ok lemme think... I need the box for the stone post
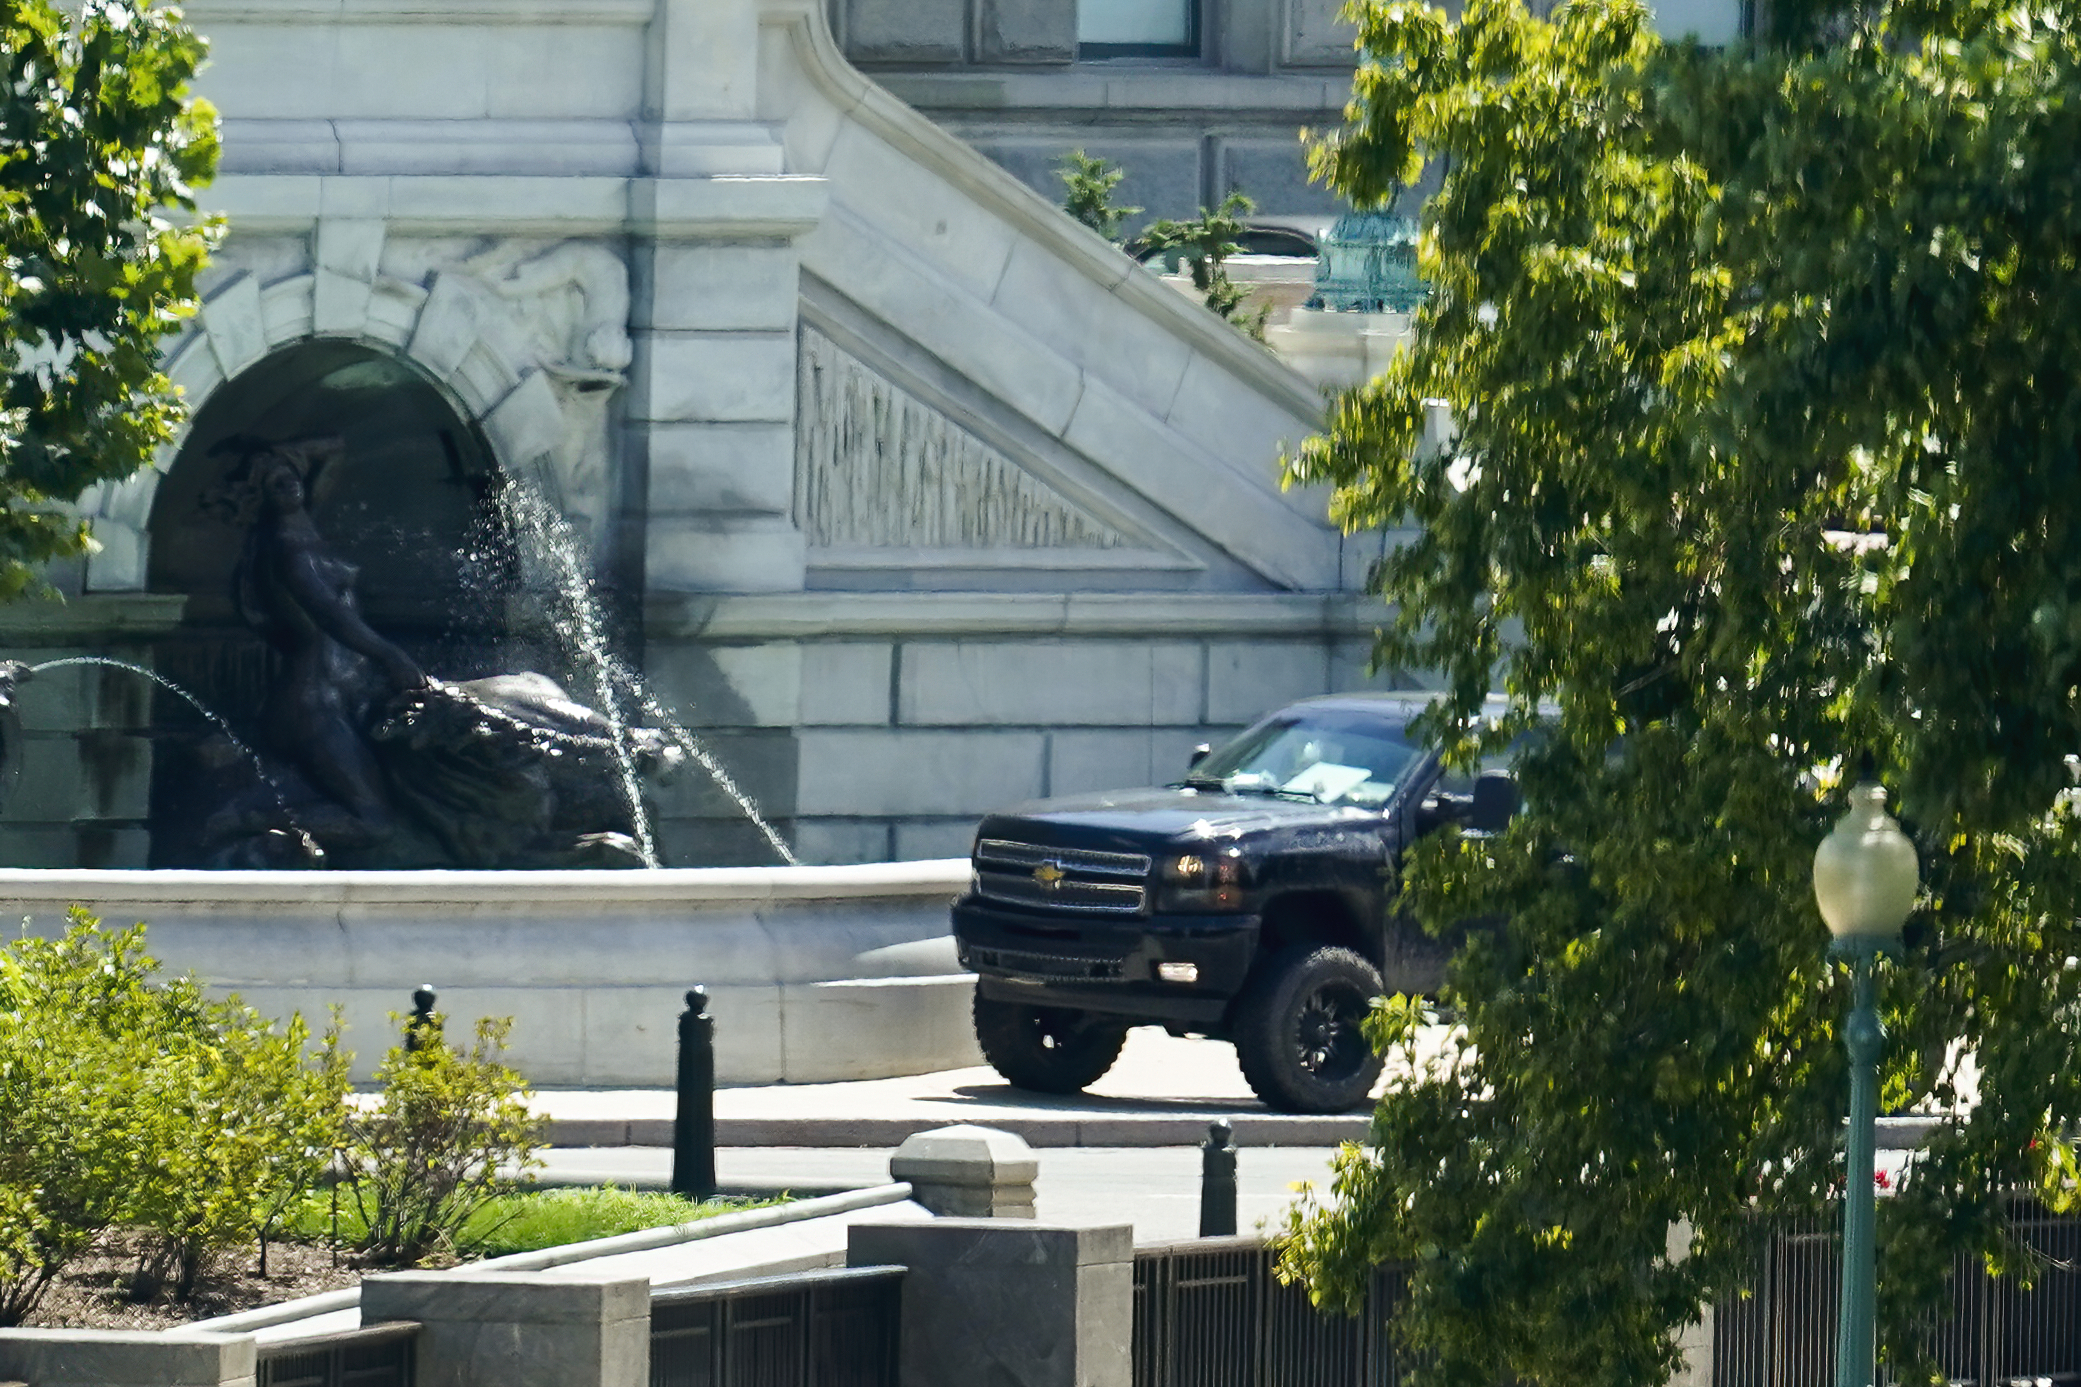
[360,1270,648,1387]
[849,1220,1132,1387]
[889,1124,1039,1217]
[0,1330,255,1387]
[1670,1305,1714,1387]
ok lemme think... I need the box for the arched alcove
[143,340,525,866]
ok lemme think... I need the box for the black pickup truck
[951,692,1518,1113]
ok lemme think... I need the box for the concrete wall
[0,862,979,1086]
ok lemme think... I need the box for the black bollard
[671,987,717,1201]
[405,985,438,1052]
[1200,1117,1238,1237]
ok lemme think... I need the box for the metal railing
[256,1321,417,1387]
[1138,1207,2081,1387]
[1132,1236,1408,1387]
[1713,1202,2081,1387]
[649,1264,904,1387]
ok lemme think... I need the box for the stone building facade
[0,0,1739,869]
[834,0,1746,232]
[0,0,1391,869]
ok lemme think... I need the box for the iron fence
[255,1320,417,1387]
[1132,1236,1409,1387]
[1137,1205,2081,1387]
[649,1264,904,1387]
[1711,1201,2081,1387]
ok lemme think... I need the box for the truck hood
[980,786,1381,850]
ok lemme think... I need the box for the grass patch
[288,1185,782,1261]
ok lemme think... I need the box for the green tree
[1140,191,1270,339]
[1,0,218,600]
[1277,0,2081,1382]
[1057,149,1141,243]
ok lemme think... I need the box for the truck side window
[1432,750,1516,801]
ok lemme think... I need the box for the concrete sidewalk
[536,1145,1347,1243]
[533,1030,1383,1149]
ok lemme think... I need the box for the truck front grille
[973,838,1151,915]
[966,946,1126,981]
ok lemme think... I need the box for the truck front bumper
[951,895,1258,1025]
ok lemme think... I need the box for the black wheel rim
[1031,1008,1090,1053]
[1293,982,1368,1082]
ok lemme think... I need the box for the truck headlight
[1159,851,1245,910]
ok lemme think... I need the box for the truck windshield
[1188,711,1420,808]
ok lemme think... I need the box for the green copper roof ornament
[1309,212,1427,313]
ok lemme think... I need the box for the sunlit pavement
[528,1025,1457,1149]
[531,1143,1350,1245]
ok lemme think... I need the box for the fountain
[53,434,696,871]
[0,0,1397,1094]
[0,425,967,1085]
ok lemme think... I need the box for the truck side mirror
[1188,743,1212,770]
[1468,771,1521,834]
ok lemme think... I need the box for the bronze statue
[235,438,427,850]
[200,437,671,869]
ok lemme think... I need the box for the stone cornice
[0,594,188,643]
[0,859,971,905]
[187,0,653,23]
[201,172,828,239]
[646,591,1384,639]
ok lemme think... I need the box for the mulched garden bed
[22,1231,363,1331]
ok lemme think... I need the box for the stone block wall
[909,97,1352,230]
[0,598,184,870]
[641,594,1399,866]
[834,0,1359,228]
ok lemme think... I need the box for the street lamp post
[1812,780,1920,1387]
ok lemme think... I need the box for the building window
[1078,0,1198,57]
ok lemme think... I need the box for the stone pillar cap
[890,1124,1040,1188]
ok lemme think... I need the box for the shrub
[289,1185,776,1259]
[0,910,346,1321]
[128,1005,349,1296]
[0,914,164,1323]
[342,1011,543,1265]
[1057,149,1140,243]
[1139,191,1270,340]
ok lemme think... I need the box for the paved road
[535,1144,1352,1244]
[530,1027,1455,1148]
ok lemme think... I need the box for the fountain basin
[0,861,979,1086]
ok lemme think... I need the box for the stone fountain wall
[0,862,979,1084]
[0,600,181,868]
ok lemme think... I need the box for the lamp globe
[1812,782,1919,943]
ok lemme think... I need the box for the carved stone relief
[411,238,630,551]
[794,325,1131,553]
[84,231,630,589]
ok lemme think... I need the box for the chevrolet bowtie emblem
[1033,861,1067,888]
